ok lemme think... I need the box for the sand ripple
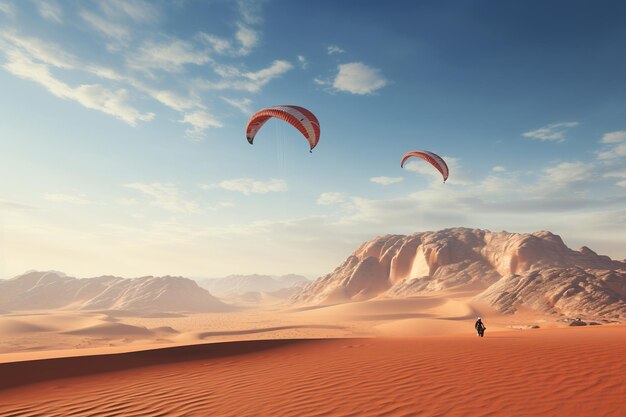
[0,326,624,417]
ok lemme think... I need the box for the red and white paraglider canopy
[401,150,449,182]
[246,105,320,152]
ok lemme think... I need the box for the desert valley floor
[0,295,625,417]
[1,326,624,417]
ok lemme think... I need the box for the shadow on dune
[196,325,347,338]
[354,313,434,321]
[0,338,331,392]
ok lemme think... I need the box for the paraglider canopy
[400,150,449,182]
[246,105,320,152]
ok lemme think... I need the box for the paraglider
[246,105,320,152]
[400,151,449,182]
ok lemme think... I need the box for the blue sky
[1,0,625,279]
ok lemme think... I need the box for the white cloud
[201,178,289,195]
[36,0,62,23]
[99,0,159,23]
[527,161,594,195]
[221,96,252,114]
[237,0,263,25]
[128,38,211,73]
[149,89,201,112]
[2,48,153,125]
[314,77,329,86]
[1,31,75,69]
[597,144,626,160]
[203,178,288,195]
[124,182,202,214]
[522,122,579,142]
[197,33,232,55]
[181,110,223,139]
[297,55,307,69]
[204,60,293,93]
[0,1,15,17]
[333,62,387,95]
[601,131,626,144]
[80,10,130,41]
[317,192,348,205]
[327,45,345,55]
[492,166,506,172]
[43,193,91,205]
[604,170,626,187]
[370,176,404,185]
[74,84,155,125]
[235,24,259,55]
[597,131,626,160]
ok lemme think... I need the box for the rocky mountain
[0,271,231,313]
[197,274,309,296]
[293,228,626,319]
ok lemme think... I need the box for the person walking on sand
[475,317,486,337]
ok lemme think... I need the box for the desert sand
[0,291,562,359]
[0,325,624,417]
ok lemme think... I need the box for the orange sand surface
[1,325,624,417]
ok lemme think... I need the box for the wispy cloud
[601,131,626,144]
[0,1,288,139]
[1,31,75,68]
[36,0,62,24]
[492,166,506,172]
[124,182,202,214]
[181,110,223,139]
[235,24,258,55]
[535,161,593,191]
[0,1,15,18]
[333,62,387,95]
[203,60,293,93]
[297,55,307,69]
[604,170,626,187]
[149,88,201,112]
[327,45,345,55]
[128,38,211,73]
[522,122,579,142]
[202,178,288,195]
[597,130,626,160]
[80,10,130,41]
[370,176,404,185]
[99,0,160,23]
[43,193,92,205]
[317,192,348,205]
[2,47,153,125]
[221,96,252,114]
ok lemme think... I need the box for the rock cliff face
[0,271,231,312]
[293,228,626,319]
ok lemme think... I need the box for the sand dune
[63,322,154,338]
[0,326,624,416]
[0,319,53,334]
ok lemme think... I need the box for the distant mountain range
[196,274,309,297]
[0,271,231,313]
[293,228,626,320]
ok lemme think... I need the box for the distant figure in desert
[475,317,486,337]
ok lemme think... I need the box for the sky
[1,0,625,279]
